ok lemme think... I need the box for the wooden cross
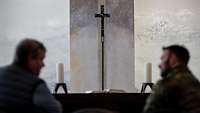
[95,5,110,91]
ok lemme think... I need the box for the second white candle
[144,62,152,83]
[56,63,64,83]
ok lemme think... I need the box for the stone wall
[135,0,200,90]
[70,0,136,93]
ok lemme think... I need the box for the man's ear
[170,53,178,67]
[27,55,32,64]
[27,54,35,65]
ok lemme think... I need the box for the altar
[54,93,149,113]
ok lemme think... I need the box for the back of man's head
[163,45,190,66]
[13,38,46,67]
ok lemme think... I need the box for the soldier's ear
[170,53,179,67]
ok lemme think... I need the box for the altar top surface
[53,93,149,113]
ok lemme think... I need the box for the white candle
[144,63,152,83]
[99,0,105,5]
[56,63,64,83]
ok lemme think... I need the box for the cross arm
[95,13,110,18]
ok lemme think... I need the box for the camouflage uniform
[143,65,200,113]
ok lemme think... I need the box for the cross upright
[95,5,110,91]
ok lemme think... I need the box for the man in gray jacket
[0,38,62,113]
[143,45,200,113]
